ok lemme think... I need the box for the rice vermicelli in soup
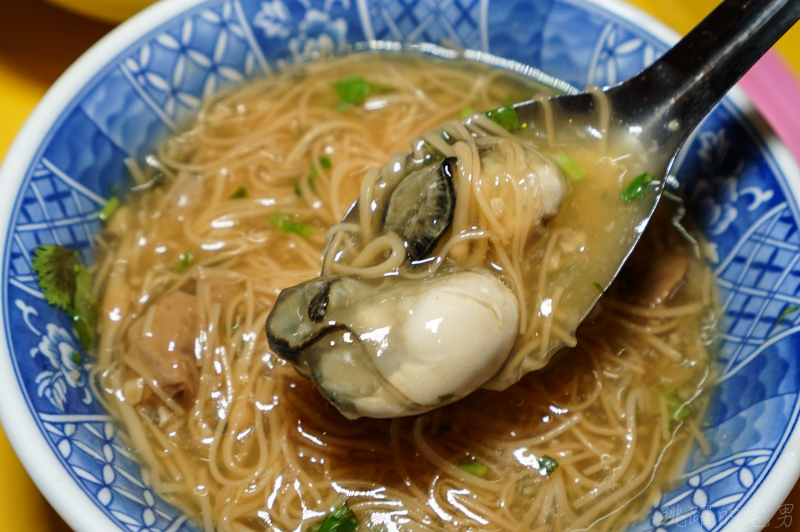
[89,54,717,532]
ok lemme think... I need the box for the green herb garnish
[177,250,194,273]
[438,393,456,403]
[460,106,476,118]
[309,501,360,532]
[662,388,692,422]
[31,245,97,350]
[552,150,586,181]
[538,455,559,477]
[331,76,376,105]
[71,351,82,365]
[270,213,314,237]
[485,106,520,131]
[33,245,82,311]
[593,282,605,294]
[319,156,332,169]
[458,459,489,477]
[294,181,303,197]
[335,102,354,113]
[98,196,120,221]
[621,172,654,203]
[777,306,800,325]
[229,186,248,200]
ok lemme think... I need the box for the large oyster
[266,116,567,419]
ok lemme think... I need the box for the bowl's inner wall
[4,0,800,531]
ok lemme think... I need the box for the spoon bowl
[515,0,800,298]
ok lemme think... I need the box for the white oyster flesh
[348,271,519,415]
[266,271,519,419]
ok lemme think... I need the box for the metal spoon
[516,0,800,294]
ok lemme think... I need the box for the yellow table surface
[1,0,799,530]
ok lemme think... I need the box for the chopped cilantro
[331,76,376,105]
[538,455,559,477]
[777,305,799,325]
[552,150,586,181]
[335,102,354,113]
[485,106,520,131]
[98,196,120,222]
[177,250,194,273]
[662,388,692,422]
[460,106,476,118]
[294,181,303,197]
[308,156,332,188]
[31,245,97,349]
[229,186,248,200]
[308,501,360,532]
[621,172,654,203]
[270,213,315,238]
[458,459,489,477]
[32,245,81,311]
[71,351,82,365]
[438,393,456,403]
[593,282,605,294]
[662,517,672,525]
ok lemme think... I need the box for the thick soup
[85,54,716,532]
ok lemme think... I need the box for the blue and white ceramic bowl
[2,0,800,530]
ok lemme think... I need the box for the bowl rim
[1,0,800,530]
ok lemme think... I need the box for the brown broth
[93,53,715,532]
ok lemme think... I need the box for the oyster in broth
[266,114,575,418]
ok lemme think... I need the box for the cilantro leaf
[662,388,692,422]
[31,245,97,349]
[32,245,81,311]
[538,455,559,477]
[177,250,194,273]
[335,102,354,113]
[308,501,360,532]
[460,106,476,118]
[331,76,375,105]
[552,150,586,181]
[438,393,456,403]
[621,172,654,203]
[777,305,799,325]
[458,459,489,477]
[98,196,120,222]
[270,213,314,237]
[319,156,332,169]
[229,186,248,200]
[593,282,605,294]
[485,106,520,131]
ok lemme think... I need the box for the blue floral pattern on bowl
[3,0,799,530]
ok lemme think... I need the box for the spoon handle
[612,0,800,153]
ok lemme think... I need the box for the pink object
[739,51,800,163]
